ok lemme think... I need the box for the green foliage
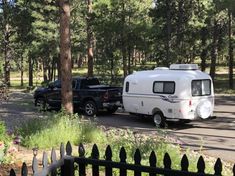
[18,111,107,149]
[0,121,11,163]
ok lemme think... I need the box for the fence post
[78,143,86,176]
[214,158,222,176]
[61,156,75,176]
[134,149,141,176]
[51,148,57,176]
[233,164,235,176]
[105,145,113,176]
[21,162,28,176]
[149,151,156,176]
[197,156,205,174]
[119,147,127,176]
[32,155,38,176]
[61,141,74,176]
[163,153,171,176]
[91,144,99,176]
[181,154,189,172]
[9,169,16,176]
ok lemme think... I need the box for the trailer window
[125,82,129,92]
[192,79,211,96]
[153,81,175,94]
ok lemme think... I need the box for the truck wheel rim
[153,114,162,125]
[85,103,94,115]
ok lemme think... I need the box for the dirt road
[0,91,234,163]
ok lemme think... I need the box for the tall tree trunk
[3,0,11,86]
[57,54,61,80]
[121,1,127,77]
[87,0,94,77]
[20,55,24,87]
[59,0,73,114]
[210,20,218,81]
[228,10,233,89]
[165,0,171,65]
[200,27,207,71]
[176,0,183,63]
[28,53,33,87]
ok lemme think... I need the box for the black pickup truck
[33,77,122,116]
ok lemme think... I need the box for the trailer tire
[84,101,97,116]
[196,100,212,119]
[153,112,166,128]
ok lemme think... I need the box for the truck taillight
[103,91,109,101]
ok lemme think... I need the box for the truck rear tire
[153,112,166,128]
[84,101,97,116]
[35,97,47,111]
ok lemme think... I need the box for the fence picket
[119,147,127,176]
[233,164,235,176]
[9,169,16,176]
[214,158,222,175]
[66,141,72,156]
[21,162,28,176]
[91,144,99,176]
[181,154,189,172]
[197,156,205,174]
[51,148,57,176]
[134,149,141,176]
[78,143,86,176]
[149,151,156,176]
[42,152,48,169]
[32,155,38,175]
[105,145,113,176]
[61,157,75,176]
[163,153,171,176]
[60,143,65,159]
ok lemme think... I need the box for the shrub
[18,111,107,149]
[0,121,11,163]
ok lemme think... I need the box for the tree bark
[228,10,233,89]
[20,55,24,87]
[3,0,11,86]
[165,0,171,66]
[200,27,207,71]
[28,53,33,87]
[87,0,94,77]
[210,20,218,81]
[121,1,127,77]
[59,0,73,114]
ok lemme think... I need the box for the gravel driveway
[0,90,40,132]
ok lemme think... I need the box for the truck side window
[192,79,211,96]
[153,81,175,94]
[125,82,129,92]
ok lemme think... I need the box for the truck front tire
[84,101,97,116]
[153,112,166,128]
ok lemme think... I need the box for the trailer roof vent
[170,64,198,70]
[154,67,169,70]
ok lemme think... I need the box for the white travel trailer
[122,64,214,127]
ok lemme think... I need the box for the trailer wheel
[153,112,166,128]
[84,101,97,116]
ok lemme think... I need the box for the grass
[17,111,107,149]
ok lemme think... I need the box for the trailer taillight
[189,100,192,106]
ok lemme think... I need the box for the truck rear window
[192,79,211,96]
[153,81,175,94]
